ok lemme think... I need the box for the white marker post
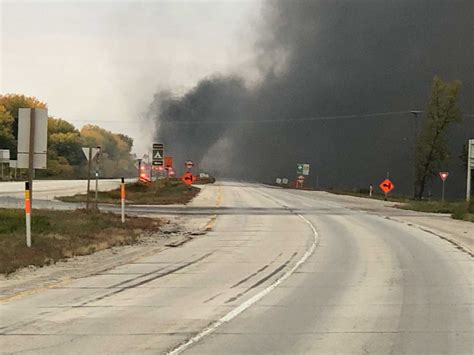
[25,182,32,247]
[121,177,125,223]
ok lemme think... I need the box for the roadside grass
[326,188,473,223]
[325,188,409,202]
[398,200,474,223]
[57,179,200,205]
[0,208,163,274]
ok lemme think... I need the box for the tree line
[0,94,136,179]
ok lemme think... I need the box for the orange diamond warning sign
[379,179,394,194]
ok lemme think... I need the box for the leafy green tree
[414,76,463,199]
[0,105,15,152]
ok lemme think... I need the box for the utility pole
[411,110,422,198]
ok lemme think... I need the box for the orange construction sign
[379,179,395,194]
[181,172,195,186]
[164,156,173,169]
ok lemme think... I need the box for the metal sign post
[17,108,48,212]
[137,158,142,180]
[86,148,92,209]
[95,146,101,205]
[82,147,99,209]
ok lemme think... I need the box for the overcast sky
[0,0,261,153]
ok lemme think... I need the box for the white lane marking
[167,213,319,355]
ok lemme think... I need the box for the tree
[414,76,462,199]
[0,105,15,152]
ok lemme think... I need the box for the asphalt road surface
[0,182,472,354]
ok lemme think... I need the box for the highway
[0,182,472,354]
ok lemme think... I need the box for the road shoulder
[292,190,473,255]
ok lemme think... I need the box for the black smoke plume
[148,0,474,197]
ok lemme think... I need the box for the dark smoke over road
[148,0,474,197]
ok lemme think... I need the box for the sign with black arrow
[152,143,164,166]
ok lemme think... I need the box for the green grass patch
[398,200,474,223]
[58,179,200,205]
[0,208,163,274]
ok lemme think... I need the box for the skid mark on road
[230,252,283,289]
[225,252,297,304]
[166,188,320,355]
[76,252,214,307]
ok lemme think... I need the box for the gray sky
[0,0,261,153]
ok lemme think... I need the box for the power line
[71,111,474,125]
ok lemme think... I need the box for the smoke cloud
[148,0,474,197]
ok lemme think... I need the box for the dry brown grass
[0,208,164,274]
[58,179,200,205]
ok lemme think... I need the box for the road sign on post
[152,143,164,166]
[297,175,305,189]
[82,147,99,209]
[439,172,449,202]
[302,164,310,176]
[467,139,474,201]
[296,163,304,175]
[17,108,48,211]
[164,156,173,169]
[181,172,195,187]
[379,178,395,200]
